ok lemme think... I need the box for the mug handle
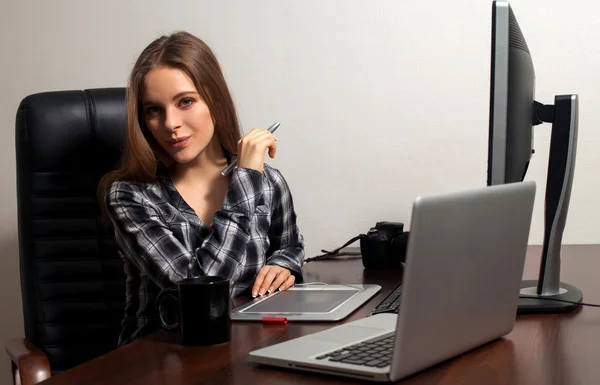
[156,287,180,331]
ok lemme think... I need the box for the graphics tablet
[231,284,381,322]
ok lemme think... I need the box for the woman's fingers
[251,266,294,297]
[236,128,277,172]
[259,268,280,296]
[268,269,290,293]
[279,274,296,291]
[252,265,270,297]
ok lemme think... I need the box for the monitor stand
[518,94,583,314]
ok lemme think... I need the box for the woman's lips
[170,136,190,148]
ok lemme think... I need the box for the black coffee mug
[156,276,231,346]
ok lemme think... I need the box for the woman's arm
[252,167,304,297]
[265,168,305,279]
[251,167,305,296]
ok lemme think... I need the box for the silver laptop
[249,181,536,382]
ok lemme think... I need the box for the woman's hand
[252,265,295,297]
[236,128,277,173]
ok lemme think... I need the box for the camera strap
[303,235,364,264]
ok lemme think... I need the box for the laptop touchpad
[308,325,387,344]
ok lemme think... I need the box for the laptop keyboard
[368,284,403,316]
[314,332,395,368]
[312,285,402,368]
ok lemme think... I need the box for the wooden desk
[39,245,600,385]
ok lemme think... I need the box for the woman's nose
[164,107,182,132]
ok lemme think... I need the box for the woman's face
[141,66,218,165]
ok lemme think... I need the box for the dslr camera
[360,221,409,269]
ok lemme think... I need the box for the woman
[99,31,305,345]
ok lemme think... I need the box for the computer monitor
[487,0,582,314]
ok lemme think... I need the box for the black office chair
[5,88,127,385]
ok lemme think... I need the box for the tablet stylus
[262,317,288,324]
[221,121,281,176]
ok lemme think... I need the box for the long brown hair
[98,31,241,208]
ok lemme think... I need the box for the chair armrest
[5,338,51,385]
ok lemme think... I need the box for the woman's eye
[180,98,194,107]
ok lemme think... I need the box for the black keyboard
[368,284,403,316]
[314,332,395,368]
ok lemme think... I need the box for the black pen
[221,121,281,176]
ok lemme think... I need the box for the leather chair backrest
[15,88,127,373]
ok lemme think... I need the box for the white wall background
[1,0,599,383]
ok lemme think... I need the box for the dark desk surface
[40,245,600,385]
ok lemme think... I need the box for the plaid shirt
[105,164,305,345]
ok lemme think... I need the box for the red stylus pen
[262,317,288,324]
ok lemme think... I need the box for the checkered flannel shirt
[105,164,305,345]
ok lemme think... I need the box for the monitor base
[518,280,582,314]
